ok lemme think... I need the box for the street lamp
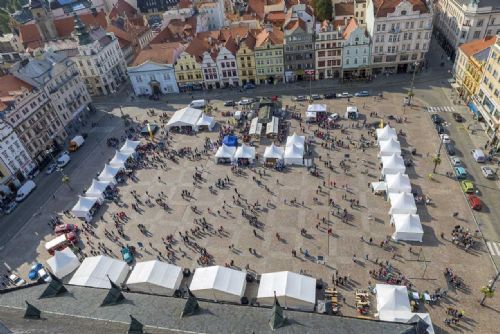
[407,61,420,106]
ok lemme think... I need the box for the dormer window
[401,10,407,15]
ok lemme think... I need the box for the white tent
[284,144,304,165]
[376,284,411,322]
[69,255,128,289]
[263,144,284,161]
[166,106,203,131]
[266,116,279,135]
[46,247,80,278]
[257,271,316,311]
[371,181,387,192]
[376,125,397,143]
[109,150,129,169]
[379,138,402,157]
[196,113,215,131]
[214,144,236,162]
[249,117,262,136]
[307,104,327,113]
[391,214,424,242]
[389,192,417,215]
[385,173,412,194]
[71,196,99,221]
[381,154,406,175]
[189,266,246,303]
[305,111,316,122]
[98,164,121,184]
[345,106,359,119]
[84,179,111,201]
[126,260,183,295]
[286,133,305,148]
[120,139,140,155]
[234,144,256,162]
[406,313,435,334]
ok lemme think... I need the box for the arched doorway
[150,81,161,95]
[267,76,274,84]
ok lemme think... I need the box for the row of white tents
[70,139,140,222]
[215,144,256,163]
[166,107,215,132]
[58,255,317,310]
[376,284,435,333]
[374,126,424,243]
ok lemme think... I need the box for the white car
[337,92,352,98]
[481,166,495,179]
[9,273,25,286]
[38,268,52,283]
[238,99,253,105]
[440,134,451,143]
[451,157,462,166]
[57,153,71,167]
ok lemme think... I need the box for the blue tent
[223,135,238,147]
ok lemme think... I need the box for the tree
[432,155,441,173]
[313,0,333,22]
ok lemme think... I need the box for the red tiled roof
[342,17,358,39]
[285,18,307,32]
[109,0,138,20]
[178,0,193,8]
[265,11,286,24]
[459,36,497,57]
[19,24,42,47]
[255,28,283,47]
[0,75,33,105]
[373,0,429,17]
[132,42,183,66]
[184,36,212,62]
[55,11,108,38]
[334,2,354,16]
[150,17,197,44]
[246,0,265,20]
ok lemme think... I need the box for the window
[477,19,484,27]
[473,31,480,39]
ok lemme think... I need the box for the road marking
[487,241,500,256]
[426,106,454,113]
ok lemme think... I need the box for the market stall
[214,144,236,164]
[120,139,140,156]
[381,154,406,176]
[284,144,304,165]
[196,113,216,131]
[166,106,203,132]
[69,255,129,289]
[46,247,80,279]
[379,138,402,157]
[376,125,397,143]
[71,196,101,222]
[388,192,417,215]
[98,164,122,184]
[84,179,113,201]
[263,143,284,165]
[286,133,305,149]
[385,173,412,194]
[189,265,246,303]
[345,106,359,119]
[249,117,263,136]
[234,144,256,165]
[375,284,412,322]
[391,214,424,242]
[126,260,183,296]
[265,116,279,137]
[109,150,130,169]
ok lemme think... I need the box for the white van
[189,99,207,109]
[57,153,71,167]
[15,180,36,202]
[471,149,486,163]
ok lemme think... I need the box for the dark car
[323,93,336,99]
[435,124,445,134]
[445,143,455,155]
[431,114,443,124]
[243,83,255,90]
[453,113,464,122]
[223,100,235,107]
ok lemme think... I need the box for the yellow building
[454,36,496,100]
[475,37,500,149]
[236,32,257,86]
[174,38,204,91]
[254,27,284,85]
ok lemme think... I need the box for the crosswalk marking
[486,241,500,256]
[426,106,455,113]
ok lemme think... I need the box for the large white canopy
[389,192,417,215]
[385,173,412,194]
[166,106,203,130]
[381,154,406,175]
[234,144,256,161]
[371,181,387,192]
[263,144,284,160]
[196,113,215,130]
[345,106,359,118]
[307,104,327,113]
[305,111,316,120]
[126,260,183,295]
[391,214,424,242]
[215,144,236,160]
[266,116,279,135]
[286,133,305,148]
[98,164,121,184]
[69,255,128,289]
[46,247,80,278]
[376,125,397,142]
[376,284,411,322]
[257,271,316,311]
[109,150,129,169]
[120,139,140,155]
[379,138,402,157]
[249,117,263,136]
[284,144,304,165]
[189,265,246,303]
[85,179,111,200]
[71,196,99,219]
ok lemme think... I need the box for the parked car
[354,91,369,97]
[4,201,17,215]
[454,167,468,179]
[223,100,235,107]
[323,93,336,99]
[468,195,482,210]
[435,124,445,134]
[46,163,57,175]
[440,134,451,144]
[481,166,495,179]
[337,92,352,98]
[57,153,71,168]
[452,113,464,122]
[121,246,134,264]
[15,180,36,202]
[451,156,462,166]
[54,224,79,235]
[238,99,253,105]
[38,267,52,283]
[9,273,25,286]
[445,143,455,155]
[45,233,78,255]
[431,114,443,124]
[460,180,475,194]
[310,94,322,100]
[471,149,486,163]
[292,95,307,101]
[243,83,255,89]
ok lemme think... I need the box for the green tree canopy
[313,0,333,22]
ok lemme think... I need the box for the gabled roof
[342,17,358,39]
[334,2,354,16]
[373,0,429,18]
[246,0,265,20]
[132,43,184,66]
[184,36,212,62]
[55,11,108,38]
[150,16,197,44]
[0,74,33,107]
[109,0,138,20]
[223,36,238,55]
[19,24,43,49]
[255,29,284,47]
[265,11,286,25]
[240,31,257,50]
[459,36,496,57]
[285,18,307,32]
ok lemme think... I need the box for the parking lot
[1,89,499,333]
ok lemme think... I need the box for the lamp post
[407,61,420,106]
[480,271,500,306]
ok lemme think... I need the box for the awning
[468,102,480,116]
